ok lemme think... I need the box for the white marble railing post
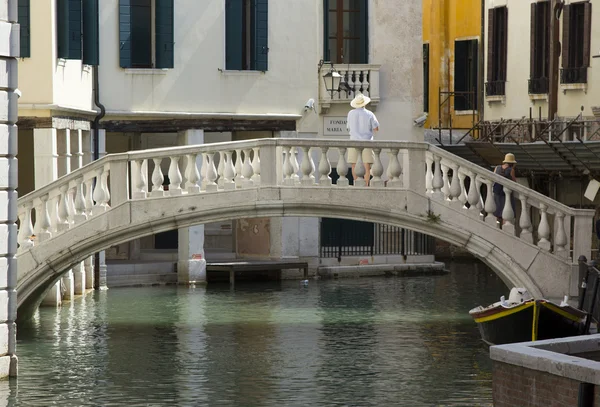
[223,151,236,190]
[457,171,468,208]
[219,151,227,188]
[84,179,94,217]
[290,147,300,184]
[425,154,434,194]
[318,147,332,186]
[518,196,533,243]
[242,149,254,187]
[554,212,568,257]
[204,152,219,192]
[37,195,52,242]
[482,179,497,225]
[337,147,349,187]
[449,166,461,201]
[17,205,34,251]
[251,147,261,184]
[57,186,70,233]
[300,147,315,186]
[387,148,402,188]
[200,153,208,190]
[73,178,87,224]
[501,187,516,234]
[233,149,242,188]
[371,148,384,188]
[354,148,366,187]
[441,163,450,200]
[283,148,295,186]
[466,173,481,216]
[537,204,551,251]
[132,159,147,199]
[432,156,444,199]
[185,154,201,194]
[167,156,183,196]
[150,158,165,197]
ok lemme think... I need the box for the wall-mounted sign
[324,117,349,136]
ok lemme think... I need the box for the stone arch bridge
[16,138,593,317]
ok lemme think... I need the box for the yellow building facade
[423,0,482,131]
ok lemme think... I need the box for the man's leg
[364,163,371,186]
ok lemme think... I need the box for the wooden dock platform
[206,260,308,284]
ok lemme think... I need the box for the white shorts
[347,147,374,164]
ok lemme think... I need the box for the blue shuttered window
[18,0,30,58]
[226,0,269,71]
[82,0,99,65]
[57,0,82,59]
[119,0,175,69]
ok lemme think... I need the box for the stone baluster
[475,176,484,211]
[337,147,349,187]
[223,151,236,190]
[387,148,402,188]
[185,154,201,194]
[354,148,366,187]
[370,148,384,187]
[67,185,77,225]
[300,146,315,186]
[37,195,52,242]
[150,158,165,197]
[537,204,551,251]
[73,178,87,224]
[441,163,451,200]
[204,152,218,192]
[554,211,568,257]
[84,178,94,217]
[425,154,434,194]
[361,70,370,97]
[518,195,533,243]
[290,147,300,184]
[100,166,111,208]
[200,153,208,190]
[251,147,261,184]
[482,179,497,225]
[347,71,355,98]
[218,151,227,188]
[168,155,183,196]
[351,71,359,97]
[91,169,106,216]
[501,187,516,233]
[467,173,481,216]
[56,185,70,233]
[132,159,147,199]
[449,165,461,201]
[242,148,254,188]
[458,171,468,207]
[283,148,295,186]
[17,205,34,251]
[318,147,332,186]
[234,149,242,188]
[432,156,444,199]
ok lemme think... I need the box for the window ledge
[83,64,92,73]
[486,95,506,104]
[57,58,67,67]
[124,68,169,75]
[454,110,478,116]
[561,83,587,93]
[528,93,548,101]
[219,69,265,76]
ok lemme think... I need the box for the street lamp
[319,60,347,99]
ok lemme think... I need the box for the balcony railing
[560,67,588,84]
[485,81,506,97]
[319,64,381,113]
[528,77,549,95]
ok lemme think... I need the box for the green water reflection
[8,261,505,406]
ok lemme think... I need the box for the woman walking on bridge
[493,153,517,224]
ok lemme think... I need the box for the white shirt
[346,107,380,141]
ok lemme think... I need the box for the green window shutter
[131,0,152,67]
[358,0,368,64]
[155,0,174,69]
[253,0,268,71]
[119,0,132,68]
[82,0,99,65]
[323,0,329,60]
[18,0,30,58]
[57,0,82,59]
[225,0,243,70]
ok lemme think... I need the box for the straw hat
[350,93,371,108]
[502,153,517,164]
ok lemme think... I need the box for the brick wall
[493,361,600,406]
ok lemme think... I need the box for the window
[486,6,508,96]
[56,0,99,64]
[423,44,429,113]
[561,2,592,84]
[323,0,368,63]
[454,40,478,111]
[18,0,30,58]
[119,0,174,69]
[225,0,269,71]
[529,1,550,94]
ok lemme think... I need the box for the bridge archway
[17,188,550,321]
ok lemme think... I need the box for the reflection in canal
[7,261,505,406]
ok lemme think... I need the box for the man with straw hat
[346,92,380,185]
[492,153,517,224]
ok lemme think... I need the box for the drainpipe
[92,65,106,289]
[479,0,485,129]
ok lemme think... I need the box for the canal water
[9,261,506,406]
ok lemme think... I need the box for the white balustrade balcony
[319,64,381,113]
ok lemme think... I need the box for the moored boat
[469,287,588,346]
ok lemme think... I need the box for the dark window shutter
[253,0,268,71]
[501,7,508,81]
[583,1,592,67]
[131,0,151,67]
[57,0,69,58]
[454,40,468,110]
[68,0,82,59]
[423,44,429,113]
[561,5,570,68]
[323,0,329,60]
[487,8,494,82]
[530,3,536,78]
[470,39,478,109]
[225,0,243,70]
[119,0,132,68]
[358,0,368,64]
[57,0,83,59]
[82,0,99,65]
[18,0,30,58]
[155,0,174,69]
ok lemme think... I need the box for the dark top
[493,165,513,195]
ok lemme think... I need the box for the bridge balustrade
[16,139,593,265]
